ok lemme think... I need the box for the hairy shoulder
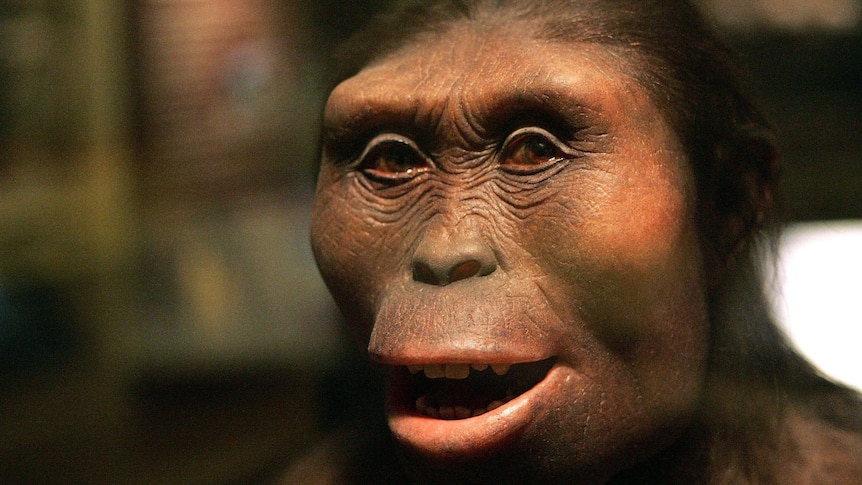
[772,403,862,484]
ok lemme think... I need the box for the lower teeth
[415,393,514,420]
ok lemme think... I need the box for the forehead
[324,22,650,137]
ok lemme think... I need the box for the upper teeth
[407,363,511,379]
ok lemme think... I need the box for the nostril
[410,227,498,286]
[413,261,442,285]
[448,260,481,284]
[412,258,496,286]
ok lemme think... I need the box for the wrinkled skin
[311,21,710,484]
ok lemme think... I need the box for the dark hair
[330,0,862,480]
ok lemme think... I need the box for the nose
[411,221,498,286]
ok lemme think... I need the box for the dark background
[0,0,859,483]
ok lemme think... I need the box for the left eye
[500,130,570,173]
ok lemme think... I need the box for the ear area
[700,125,781,284]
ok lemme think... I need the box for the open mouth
[399,358,557,420]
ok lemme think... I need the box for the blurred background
[0,0,859,483]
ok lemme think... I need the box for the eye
[357,136,430,183]
[500,129,571,174]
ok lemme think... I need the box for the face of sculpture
[311,19,711,483]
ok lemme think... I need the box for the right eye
[357,137,430,183]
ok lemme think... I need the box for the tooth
[426,407,440,419]
[445,364,470,379]
[416,396,429,413]
[471,364,488,371]
[491,364,511,375]
[439,406,455,419]
[472,408,485,417]
[455,406,472,419]
[408,365,423,375]
[424,364,445,379]
[487,400,505,412]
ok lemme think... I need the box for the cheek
[579,160,707,339]
[311,169,439,337]
[530,150,705,316]
[310,179,392,332]
[593,175,697,271]
[522,155,710,417]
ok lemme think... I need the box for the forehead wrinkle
[432,34,506,147]
[411,30,623,129]
[326,29,640,155]
[325,24,503,141]
[409,45,504,153]
[330,72,604,143]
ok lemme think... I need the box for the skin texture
[311,23,710,483]
[304,1,862,483]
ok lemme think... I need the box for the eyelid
[501,127,574,152]
[354,133,426,167]
[499,126,579,173]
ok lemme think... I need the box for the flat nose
[411,223,497,286]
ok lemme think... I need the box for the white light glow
[702,0,862,31]
[769,220,862,392]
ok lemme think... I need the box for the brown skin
[301,2,862,483]
[311,21,711,483]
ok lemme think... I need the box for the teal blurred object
[0,284,78,380]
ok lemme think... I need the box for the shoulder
[771,402,862,484]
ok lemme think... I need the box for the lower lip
[386,363,563,459]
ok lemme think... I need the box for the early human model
[302,0,862,483]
